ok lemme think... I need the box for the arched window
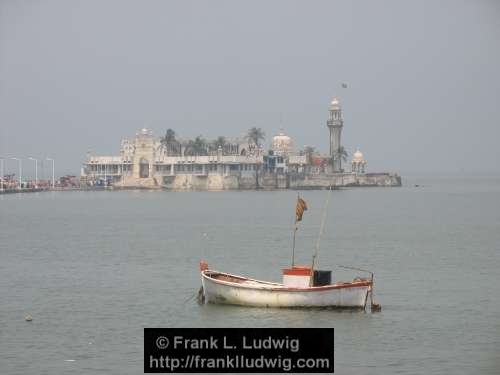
[139,158,149,178]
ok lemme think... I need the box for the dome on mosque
[352,149,365,162]
[137,128,152,137]
[272,130,292,155]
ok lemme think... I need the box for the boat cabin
[282,266,332,287]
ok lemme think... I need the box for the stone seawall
[289,173,401,189]
[159,173,401,190]
[162,175,239,190]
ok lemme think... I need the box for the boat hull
[201,270,371,308]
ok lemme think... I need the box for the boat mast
[291,194,299,267]
[311,184,333,274]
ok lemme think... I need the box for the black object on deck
[313,270,332,286]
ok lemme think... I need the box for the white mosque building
[79,97,389,189]
[81,128,307,188]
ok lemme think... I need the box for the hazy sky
[1,0,499,177]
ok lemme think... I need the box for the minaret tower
[326,97,344,172]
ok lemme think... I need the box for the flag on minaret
[295,197,308,222]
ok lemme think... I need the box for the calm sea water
[1,176,499,374]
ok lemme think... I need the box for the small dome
[272,129,292,155]
[273,130,291,142]
[138,128,152,137]
[352,149,365,162]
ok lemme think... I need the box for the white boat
[200,263,373,309]
[198,193,380,310]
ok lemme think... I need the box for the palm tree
[338,146,348,163]
[211,136,227,153]
[304,146,316,165]
[160,129,176,146]
[332,146,348,171]
[246,127,265,189]
[161,129,181,155]
[185,136,207,156]
[246,127,265,148]
[195,136,208,155]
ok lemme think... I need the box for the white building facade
[82,128,307,188]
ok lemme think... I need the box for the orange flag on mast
[295,197,308,222]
